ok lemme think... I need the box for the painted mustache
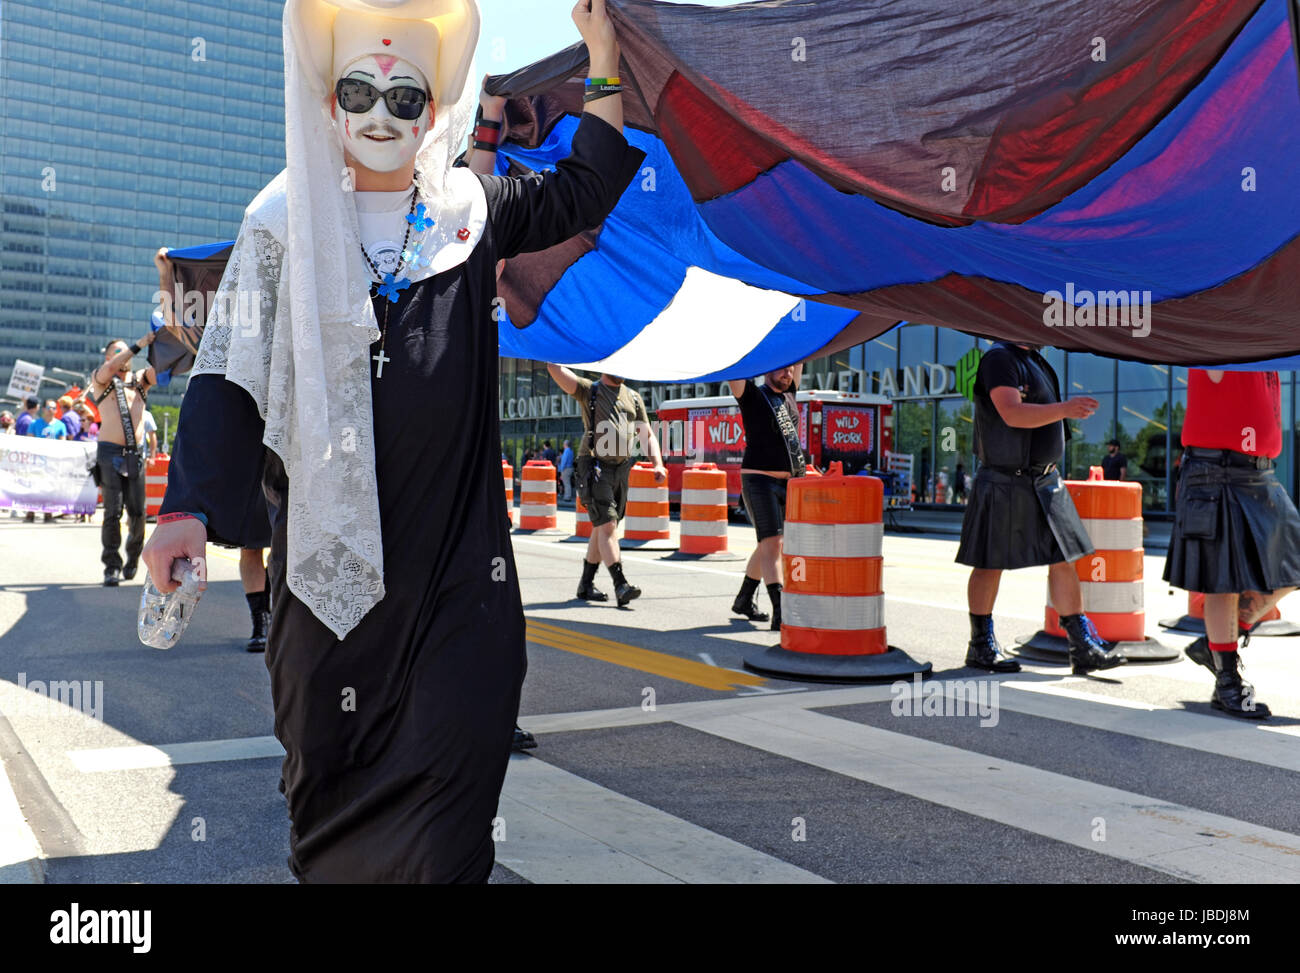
[356,122,404,142]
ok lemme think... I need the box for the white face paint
[334,54,431,173]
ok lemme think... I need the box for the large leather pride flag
[486,0,1300,380]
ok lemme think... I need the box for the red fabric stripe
[968,0,1255,221]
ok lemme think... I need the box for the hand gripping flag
[149,241,235,386]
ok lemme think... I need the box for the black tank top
[737,380,804,473]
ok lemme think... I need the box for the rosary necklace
[361,185,435,379]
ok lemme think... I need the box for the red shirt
[1182,369,1282,458]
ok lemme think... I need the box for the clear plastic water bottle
[137,557,207,650]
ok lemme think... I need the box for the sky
[474,0,735,78]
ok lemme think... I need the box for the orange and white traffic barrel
[620,461,675,550]
[517,460,560,532]
[145,453,170,521]
[1159,591,1299,637]
[743,462,930,680]
[502,460,514,527]
[573,494,592,539]
[678,463,730,556]
[1014,467,1176,662]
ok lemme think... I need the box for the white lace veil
[192,0,486,639]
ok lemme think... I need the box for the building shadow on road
[0,579,294,883]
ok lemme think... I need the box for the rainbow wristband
[585,77,621,87]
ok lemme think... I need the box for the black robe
[161,114,646,882]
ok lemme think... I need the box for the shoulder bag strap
[585,381,600,452]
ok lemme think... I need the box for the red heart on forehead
[382,38,392,45]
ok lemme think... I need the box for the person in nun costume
[142,0,644,882]
[955,342,1126,676]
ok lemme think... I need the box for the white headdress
[192,0,484,639]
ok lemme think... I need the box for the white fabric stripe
[784,593,884,631]
[566,266,797,380]
[1081,518,1143,550]
[497,756,829,884]
[680,520,729,536]
[678,709,1300,883]
[783,521,883,558]
[1047,580,1144,614]
[628,487,667,502]
[681,488,728,505]
[624,516,670,532]
[519,504,556,518]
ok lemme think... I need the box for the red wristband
[472,125,501,145]
[158,512,201,525]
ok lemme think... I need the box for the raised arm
[547,362,580,396]
[154,248,177,329]
[92,330,158,392]
[574,0,623,135]
[729,379,747,400]
[467,75,507,177]
[479,0,646,260]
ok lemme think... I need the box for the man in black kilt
[956,342,1126,675]
[1164,369,1300,719]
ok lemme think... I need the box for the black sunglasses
[335,78,429,120]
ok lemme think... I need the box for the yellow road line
[525,618,766,692]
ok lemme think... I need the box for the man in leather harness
[728,364,805,631]
[956,342,1125,674]
[1164,369,1300,719]
[87,332,160,586]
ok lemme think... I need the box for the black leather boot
[512,725,538,751]
[766,582,782,631]
[732,575,769,622]
[1060,613,1125,674]
[965,613,1020,672]
[576,560,608,602]
[1184,636,1214,674]
[609,562,641,607]
[245,589,270,652]
[1210,649,1271,719]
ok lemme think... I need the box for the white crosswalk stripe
[675,707,1300,884]
[497,755,828,884]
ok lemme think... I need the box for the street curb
[0,749,44,884]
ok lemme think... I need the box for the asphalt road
[1,509,1298,884]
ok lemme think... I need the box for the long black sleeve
[480,112,646,261]
[159,373,272,549]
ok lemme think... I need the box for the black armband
[128,342,142,356]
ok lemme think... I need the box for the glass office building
[0,0,285,406]
[500,324,1298,514]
